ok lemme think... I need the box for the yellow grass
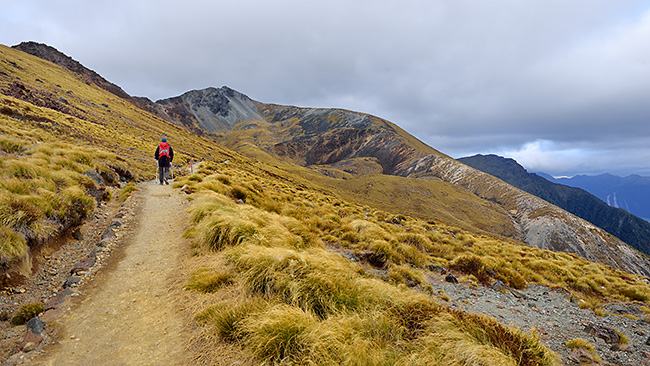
[179,164,566,364]
[172,157,650,364]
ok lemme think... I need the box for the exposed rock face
[154,87,264,132]
[275,127,421,173]
[401,154,650,276]
[264,106,429,173]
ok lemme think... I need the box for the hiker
[154,137,174,185]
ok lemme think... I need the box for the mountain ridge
[539,172,650,221]
[8,41,650,277]
[147,86,650,276]
[12,41,134,102]
[458,154,650,256]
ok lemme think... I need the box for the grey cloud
[2,0,650,176]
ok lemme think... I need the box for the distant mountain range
[458,154,650,255]
[537,172,650,221]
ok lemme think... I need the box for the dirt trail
[29,182,192,365]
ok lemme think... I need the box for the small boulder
[568,348,598,365]
[19,328,43,353]
[100,228,116,241]
[341,253,360,262]
[181,185,193,194]
[83,170,104,186]
[356,251,387,269]
[584,324,621,344]
[70,249,97,275]
[491,280,508,292]
[44,288,73,311]
[22,342,36,353]
[25,317,45,335]
[445,274,459,284]
[387,216,403,225]
[72,228,83,240]
[610,343,629,352]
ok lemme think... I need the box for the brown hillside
[152,88,650,276]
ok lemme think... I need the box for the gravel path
[5,182,192,365]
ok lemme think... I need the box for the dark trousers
[159,166,169,183]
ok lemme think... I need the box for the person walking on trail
[155,137,174,185]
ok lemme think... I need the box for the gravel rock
[426,277,650,365]
[62,276,82,289]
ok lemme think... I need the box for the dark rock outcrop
[445,274,459,284]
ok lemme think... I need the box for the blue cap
[162,137,167,142]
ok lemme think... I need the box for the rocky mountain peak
[154,86,264,133]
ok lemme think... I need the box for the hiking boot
[164,179,169,185]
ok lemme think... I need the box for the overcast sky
[2,1,650,176]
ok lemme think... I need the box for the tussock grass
[177,157,650,364]
[228,245,372,318]
[10,303,43,326]
[241,304,316,362]
[185,267,234,293]
[195,297,267,342]
[181,172,561,364]
[0,136,26,153]
[0,226,28,267]
[118,182,137,202]
[0,137,126,266]
[565,338,600,362]
[192,241,560,365]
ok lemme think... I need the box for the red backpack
[159,142,170,158]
